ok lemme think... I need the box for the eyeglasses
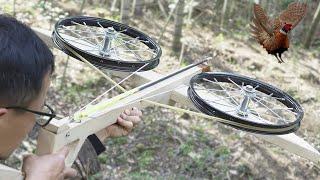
[5,104,56,127]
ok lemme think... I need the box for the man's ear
[0,108,8,117]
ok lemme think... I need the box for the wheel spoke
[114,38,144,61]
[83,22,100,45]
[204,99,237,108]
[116,49,157,56]
[60,30,99,48]
[249,104,264,122]
[252,97,284,120]
[202,94,241,103]
[194,85,241,93]
[58,25,104,35]
[118,33,149,43]
[212,78,240,106]
[250,108,289,123]
[118,38,155,54]
[202,78,239,91]
[59,36,99,48]
[254,95,285,109]
[227,77,243,90]
[108,38,138,52]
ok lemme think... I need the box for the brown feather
[251,16,271,46]
[253,3,273,35]
[272,17,282,32]
[279,2,307,29]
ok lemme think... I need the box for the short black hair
[0,14,54,106]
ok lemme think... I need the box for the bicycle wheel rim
[53,16,162,72]
[188,72,304,134]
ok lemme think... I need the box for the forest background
[1,0,320,179]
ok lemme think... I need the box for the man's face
[0,73,51,159]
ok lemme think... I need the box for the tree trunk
[133,0,144,16]
[121,0,131,24]
[111,0,119,12]
[157,0,168,18]
[186,0,194,25]
[220,0,228,29]
[157,0,179,44]
[79,0,86,14]
[172,0,185,53]
[13,0,16,16]
[228,0,236,19]
[304,2,320,49]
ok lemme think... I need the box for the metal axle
[237,85,256,116]
[100,27,117,56]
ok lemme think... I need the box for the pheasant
[250,2,307,63]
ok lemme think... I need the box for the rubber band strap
[87,134,106,155]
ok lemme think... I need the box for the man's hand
[22,147,77,180]
[105,107,142,138]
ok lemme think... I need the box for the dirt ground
[1,0,320,179]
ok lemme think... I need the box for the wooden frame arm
[36,65,201,166]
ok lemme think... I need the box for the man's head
[0,15,54,159]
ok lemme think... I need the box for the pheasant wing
[253,3,273,35]
[271,17,282,31]
[279,2,307,29]
[250,17,271,46]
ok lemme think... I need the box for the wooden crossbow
[1,16,320,179]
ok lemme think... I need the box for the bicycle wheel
[53,16,162,71]
[188,72,304,134]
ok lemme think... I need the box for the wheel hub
[237,85,256,116]
[100,27,117,56]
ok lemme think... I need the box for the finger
[131,107,142,116]
[117,117,133,130]
[120,112,127,120]
[57,146,69,159]
[124,109,131,116]
[63,167,78,178]
[126,116,141,125]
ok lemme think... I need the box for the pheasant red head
[282,23,293,33]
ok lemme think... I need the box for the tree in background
[120,0,131,24]
[79,0,86,14]
[304,1,320,49]
[133,0,144,16]
[220,0,228,29]
[172,0,185,53]
[111,0,119,12]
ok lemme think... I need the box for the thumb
[56,146,70,159]
[22,154,33,161]
[22,154,35,172]
[63,167,78,178]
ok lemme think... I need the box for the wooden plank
[256,133,320,164]
[0,164,23,180]
[36,66,201,166]
[32,28,54,48]
[43,117,70,133]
